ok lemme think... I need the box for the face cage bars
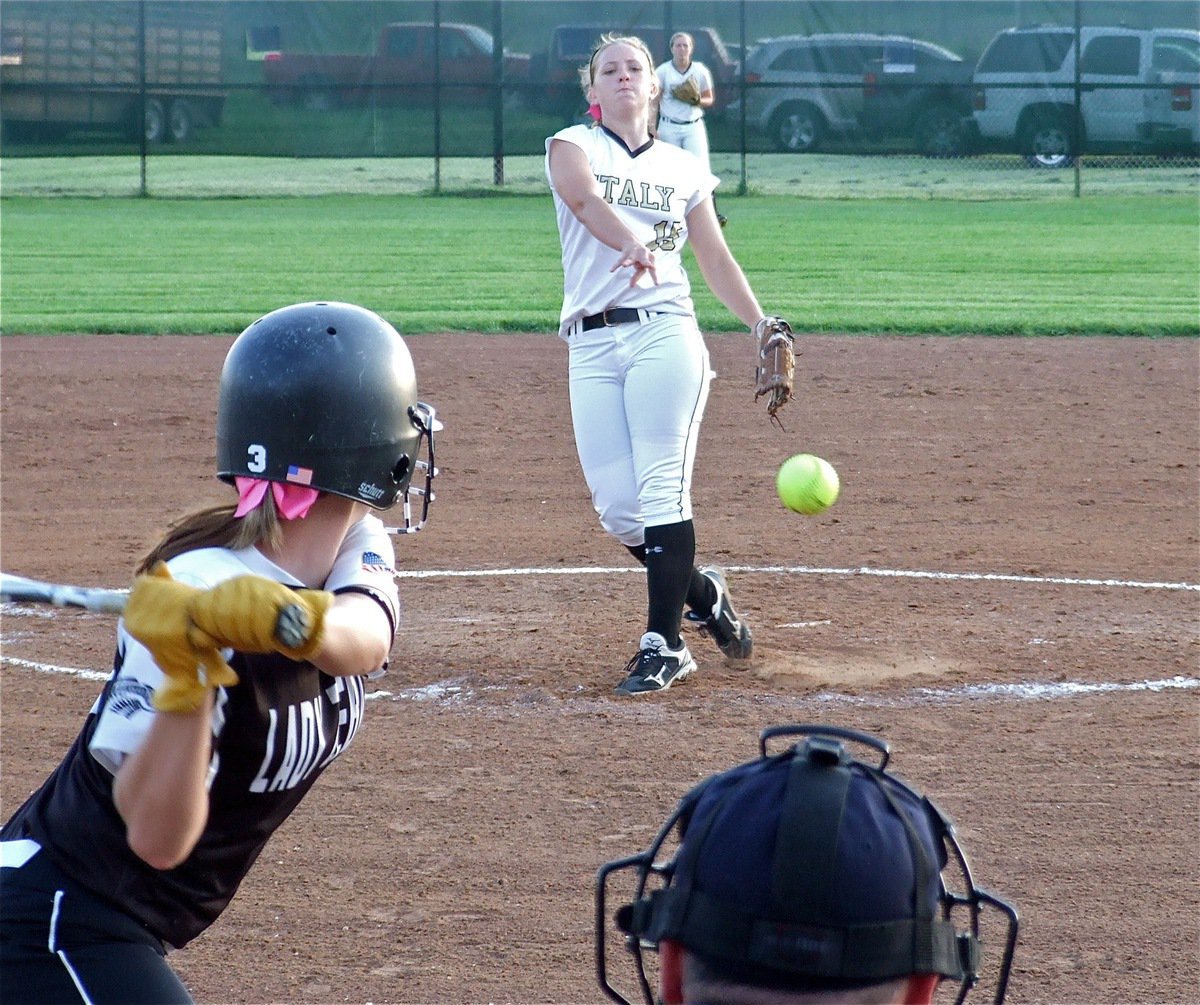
[388,401,439,535]
[595,724,1019,1005]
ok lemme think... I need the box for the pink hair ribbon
[234,477,320,520]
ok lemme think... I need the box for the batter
[0,302,439,1001]
[546,33,781,695]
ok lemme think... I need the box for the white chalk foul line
[3,647,1195,708]
[3,562,1195,698]
[393,564,1198,592]
[6,649,1192,709]
[1,655,109,681]
[805,675,1199,708]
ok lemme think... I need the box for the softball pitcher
[546,34,792,695]
[0,303,438,1002]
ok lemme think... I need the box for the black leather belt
[661,115,700,125]
[581,308,658,331]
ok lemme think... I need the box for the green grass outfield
[2,191,1196,336]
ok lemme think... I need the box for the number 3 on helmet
[216,301,440,532]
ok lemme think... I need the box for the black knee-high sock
[627,542,715,617]
[685,568,716,615]
[643,521,696,648]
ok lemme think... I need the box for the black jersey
[3,649,366,947]
[1,515,398,948]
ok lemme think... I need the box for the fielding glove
[754,315,797,422]
[670,77,703,105]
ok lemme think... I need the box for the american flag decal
[286,464,314,485]
[361,551,392,575]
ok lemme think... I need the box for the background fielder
[654,32,724,226]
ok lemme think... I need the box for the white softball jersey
[545,123,719,338]
[655,59,714,125]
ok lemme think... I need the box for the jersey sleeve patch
[360,550,392,575]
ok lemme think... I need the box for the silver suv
[972,25,1200,167]
[733,33,908,152]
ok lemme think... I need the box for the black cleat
[615,632,697,695]
[686,566,753,660]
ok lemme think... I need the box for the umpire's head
[596,725,1018,1005]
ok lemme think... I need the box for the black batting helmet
[216,302,438,522]
[596,724,1018,1005]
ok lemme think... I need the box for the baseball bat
[0,573,311,650]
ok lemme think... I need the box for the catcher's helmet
[596,724,1018,1005]
[217,302,438,524]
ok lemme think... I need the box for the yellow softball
[776,454,840,515]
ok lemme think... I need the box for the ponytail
[137,495,283,573]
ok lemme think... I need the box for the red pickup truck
[264,21,531,108]
[531,24,739,118]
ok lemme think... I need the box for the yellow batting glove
[150,676,208,713]
[123,563,239,712]
[153,621,237,713]
[188,575,333,663]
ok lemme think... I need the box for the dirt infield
[1,333,1197,1005]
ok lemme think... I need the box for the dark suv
[859,38,975,156]
[731,33,958,154]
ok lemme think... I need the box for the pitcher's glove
[670,76,703,106]
[754,316,797,421]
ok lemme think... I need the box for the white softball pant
[567,312,712,546]
[656,117,711,169]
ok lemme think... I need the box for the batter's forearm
[114,698,214,869]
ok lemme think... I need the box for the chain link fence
[2,0,1197,198]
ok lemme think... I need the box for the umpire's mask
[596,724,1018,1005]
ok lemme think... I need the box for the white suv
[972,25,1200,167]
[733,34,908,152]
